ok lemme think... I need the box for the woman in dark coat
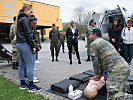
[108,18,121,51]
[66,21,81,65]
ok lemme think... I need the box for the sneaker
[28,85,41,92]
[35,60,40,64]
[34,68,37,71]
[33,79,39,83]
[34,77,38,80]
[19,83,28,90]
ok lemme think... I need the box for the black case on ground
[69,73,92,83]
[51,79,80,94]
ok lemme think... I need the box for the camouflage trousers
[59,41,64,52]
[87,39,91,56]
[50,42,59,57]
[106,64,131,100]
[12,45,19,63]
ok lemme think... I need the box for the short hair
[52,23,56,26]
[92,31,102,37]
[13,16,16,22]
[92,29,102,37]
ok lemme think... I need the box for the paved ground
[0,40,133,100]
[0,40,94,100]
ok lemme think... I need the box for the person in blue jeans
[15,5,41,92]
[121,20,133,65]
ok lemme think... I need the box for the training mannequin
[84,76,105,99]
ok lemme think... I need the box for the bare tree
[73,6,92,37]
[73,6,84,25]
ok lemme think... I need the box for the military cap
[89,19,95,23]
[91,28,101,32]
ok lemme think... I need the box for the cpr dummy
[84,76,105,99]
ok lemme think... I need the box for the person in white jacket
[121,20,133,65]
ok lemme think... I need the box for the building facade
[0,0,62,42]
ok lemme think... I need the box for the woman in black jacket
[66,21,81,65]
[15,5,41,92]
[108,18,121,51]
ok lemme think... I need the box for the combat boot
[56,56,59,62]
[86,56,90,62]
[13,62,18,70]
[52,56,54,62]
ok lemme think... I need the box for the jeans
[24,53,37,78]
[123,43,133,64]
[16,42,34,80]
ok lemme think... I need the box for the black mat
[83,69,95,76]
[69,73,92,83]
[128,75,133,82]
[51,79,81,94]
[48,83,106,100]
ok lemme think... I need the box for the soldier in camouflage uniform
[9,16,19,70]
[86,19,98,61]
[49,23,60,62]
[59,30,65,53]
[89,28,132,100]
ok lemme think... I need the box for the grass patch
[0,76,45,100]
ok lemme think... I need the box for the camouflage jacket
[90,38,127,75]
[49,29,60,43]
[33,29,42,52]
[59,34,65,42]
[9,23,16,45]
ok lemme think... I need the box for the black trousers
[67,40,80,60]
[110,40,120,51]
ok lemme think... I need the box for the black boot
[12,62,15,69]
[12,62,18,70]
[70,60,72,65]
[63,51,65,53]
[86,56,90,62]
[56,57,59,61]
[52,57,54,62]
[78,59,81,64]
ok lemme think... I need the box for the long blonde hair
[14,5,32,35]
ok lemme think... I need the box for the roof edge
[26,0,60,8]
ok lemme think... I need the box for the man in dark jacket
[66,21,81,65]
[49,23,60,62]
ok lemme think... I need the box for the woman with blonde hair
[66,21,81,64]
[15,4,41,92]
